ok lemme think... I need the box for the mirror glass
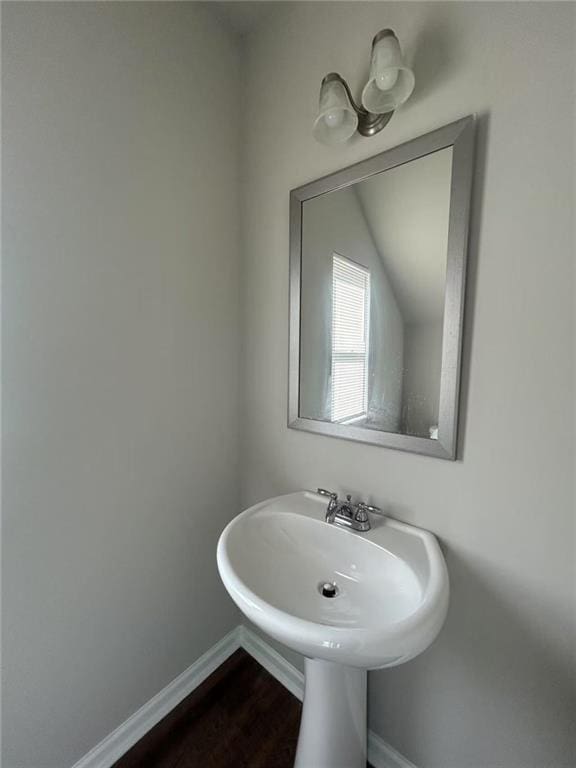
[299,147,452,440]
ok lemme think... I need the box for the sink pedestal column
[294,658,367,768]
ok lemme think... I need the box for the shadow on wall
[370,545,576,767]
[410,22,460,106]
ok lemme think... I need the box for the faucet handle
[317,488,338,501]
[356,501,384,517]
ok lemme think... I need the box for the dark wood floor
[113,649,302,768]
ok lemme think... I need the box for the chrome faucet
[317,489,339,522]
[317,489,383,532]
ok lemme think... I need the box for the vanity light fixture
[312,29,415,145]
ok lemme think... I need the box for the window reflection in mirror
[299,147,453,440]
[331,254,370,424]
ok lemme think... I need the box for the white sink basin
[217,490,449,768]
[217,490,448,669]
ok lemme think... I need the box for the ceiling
[356,147,453,326]
[202,1,286,36]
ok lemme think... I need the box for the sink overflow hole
[319,581,339,598]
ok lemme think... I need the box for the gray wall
[2,4,241,766]
[240,3,576,768]
[401,321,443,437]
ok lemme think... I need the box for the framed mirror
[288,117,475,459]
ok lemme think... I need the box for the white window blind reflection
[331,254,370,423]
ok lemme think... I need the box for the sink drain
[318,581,339,598]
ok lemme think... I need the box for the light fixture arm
[321,73,394,137]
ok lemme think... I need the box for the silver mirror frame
[288,116,475,460]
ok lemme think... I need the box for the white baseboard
[71,624,416,768]
[368,730,418,768]
[71,627,242,768]
[237,625,304,701]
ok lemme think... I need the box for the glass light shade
[313,77,358,145]
[361,33,415,115]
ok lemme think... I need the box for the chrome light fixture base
[357,108,394,137]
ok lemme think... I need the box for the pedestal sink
[217,491,449,768]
